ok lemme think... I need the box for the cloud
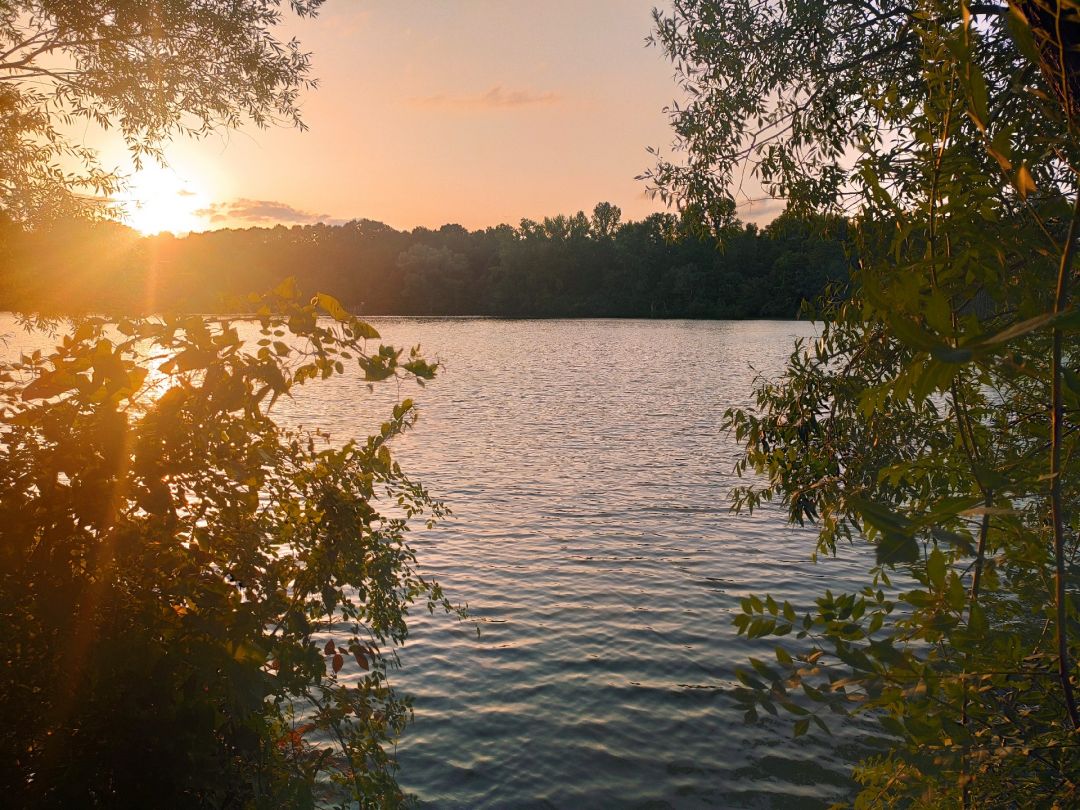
[195,198,336,225]
[410,84,559,109]
[176,189,197,197]
[737,197,787,225]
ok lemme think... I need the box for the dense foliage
[651,0,1080,806]
[1,2,462,807]
[0,0,321,224]
[0,205,849,318]
[0,286,447,807]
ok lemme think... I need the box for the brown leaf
[323,640,335,655]
[332,653,344,673]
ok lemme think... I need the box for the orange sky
[95,1,781,235]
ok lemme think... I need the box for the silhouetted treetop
[0,205,851,319]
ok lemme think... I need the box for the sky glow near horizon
[88,1,781,236]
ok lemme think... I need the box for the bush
[0,281,447,808]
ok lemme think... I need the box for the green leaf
[1007,5,1041,64]
[736,669,766,691]
[967,64,990,130]
[876,532,920,566]
[927,548,946,591]
[849,496,913,535]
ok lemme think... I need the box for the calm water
[3,316,877,808]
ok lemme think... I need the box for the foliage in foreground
[651,1,1080,806]
[0,282,447,807]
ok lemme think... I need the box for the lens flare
[119,165,209,236]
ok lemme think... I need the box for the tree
[590,201,622,240]
[0,287,450,807]
[0,3,461,806]
[1,1,322,224]
[650,1,1080,806]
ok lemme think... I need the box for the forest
[0,205,850,318]
[5,0,1080,806]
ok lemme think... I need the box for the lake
[272,318,876,809]
[2,315,877,808]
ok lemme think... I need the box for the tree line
[0,204,850,318]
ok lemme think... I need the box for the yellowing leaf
[1015,164,1036,199]
[314,292,351,322]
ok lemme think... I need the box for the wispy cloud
[176,188,197,197]
[195,198,335,225]
[410,84,559,109]
[738,197,787,225]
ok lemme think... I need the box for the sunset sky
[93,1,780,236]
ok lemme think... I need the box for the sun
[119,165,209,236]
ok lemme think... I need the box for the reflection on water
[274,318,874,809]
[1,315,876,808]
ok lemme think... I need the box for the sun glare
[120,165,209,236]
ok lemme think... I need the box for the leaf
[314,292,351,322]
[736,669,766,691]
[927,548,946,591]
[323,640,335,655]
[747,617,777,639]
[1015,164,1036,199]
[794,718,810,738]
[849,496,913,535]
[988,125,1014,172]
[876,532,920,566]
[967,65,990,131]
[22,370,80,400]
[1006,6,1041,64]
[911,358,960,403]
[352,319,381,340]
[887,315,942,351]
[353,649,370,670]
[977,310,1056,348]
[959,506,1016,516]
[930,527,975,556]
[172,348,215,372]
[929,345,972,364]
[332,653,344,673]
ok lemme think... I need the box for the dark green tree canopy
[0,0,322,223]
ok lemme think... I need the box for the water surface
[275,318,874,809]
